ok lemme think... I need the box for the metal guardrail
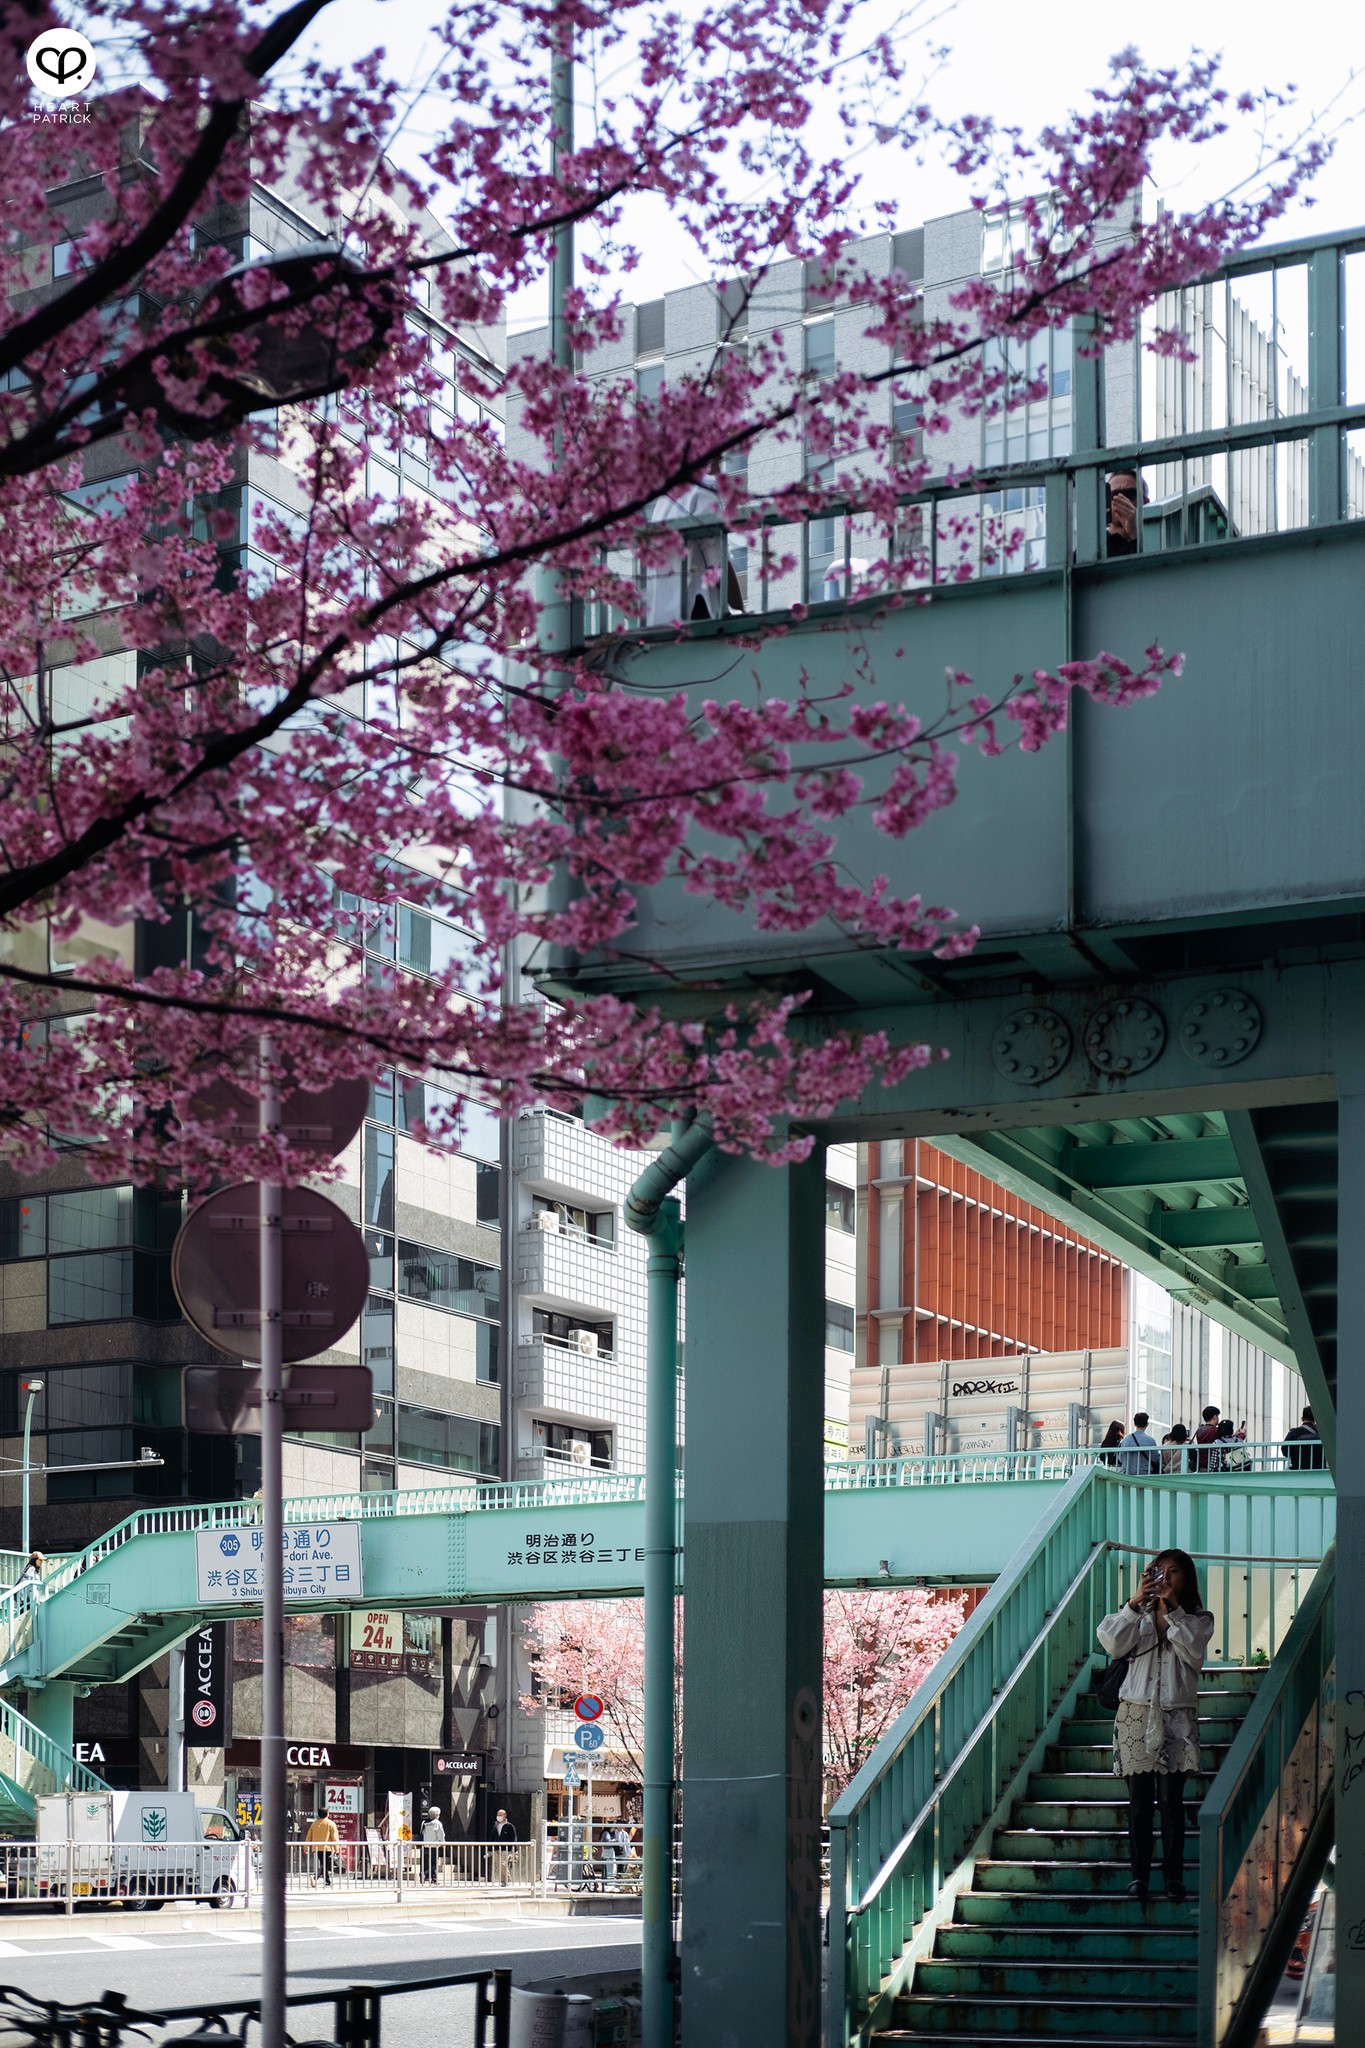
[0,1969,512,2048]
[825,1462,1334,2048]
[826,1442,1315,1488]
[1197,1547,1336,2045]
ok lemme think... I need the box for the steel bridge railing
[580,224,1365,636]
[825,1463,1335,2048]
[1197,1546,1336,2047]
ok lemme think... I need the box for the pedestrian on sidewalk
[492,1806,518,1886]
[1098,1548,1214,1904]
[421,1806,445,1884]
[305,1810,340,1888]
[1098,1421,1125,1468]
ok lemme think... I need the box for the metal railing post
[1308,246,1343,524]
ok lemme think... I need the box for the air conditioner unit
[569,1438,592,1467]
[533,1210,561,1234]
[574,1329,599,1357]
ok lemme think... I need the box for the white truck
[35,1790,249,1909]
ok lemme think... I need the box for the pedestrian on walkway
[493,1806,518,1886]
[1098,1548,1213,1903]
[1283,1407,1326,1471]
[1160,1424,1190,1475]
[305,1810,341,1888]
[14,1550,43,1589]
[597,1822,618,1887]
[1192,1405,1222,1471]
[421,1805,445,1884]
[1117,1412,1160,1477]
[1098,1421,1125,1468]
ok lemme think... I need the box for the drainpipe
[626,1117,715,2048]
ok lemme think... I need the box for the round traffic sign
[172,1183,369,1364]
[573,1723,605,1753]
[186,1071,370,1160]
[574,1695,604,1722]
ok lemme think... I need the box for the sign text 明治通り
[194,1523,362,1605]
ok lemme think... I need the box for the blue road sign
[561,1763,582,1787]
[573,1722,605,1753]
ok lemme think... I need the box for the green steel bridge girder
[0,1469,1231,1691]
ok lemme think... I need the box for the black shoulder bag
[1096,1654,1130,1712]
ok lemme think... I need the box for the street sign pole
[259,1038,286,2048]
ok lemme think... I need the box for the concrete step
[888,1993,1195,2035]
[975,1860,1145,1894]
[1047,1744,1229,1775]
[1027,1773,1214,1802]
[1011,1801,1130,1830]
[1062,1713,1243,1744]
[911,1959,1195,2000]
[955,1891,1195,1929]
[937,1925,1196,1964]
[993,1830,1141,1862]
[876,2032,1181,2048]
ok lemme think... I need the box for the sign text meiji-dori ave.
[194,1523,363,1605]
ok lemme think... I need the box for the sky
[315,0,1365,328]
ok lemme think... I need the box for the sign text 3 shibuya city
[194,1523,363,1604]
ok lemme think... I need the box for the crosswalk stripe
[210,1929,263,1942]
[0,1940,28,1956]
[82,1932,156,1949]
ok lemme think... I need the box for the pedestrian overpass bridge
[0,1456,1331,1834]
[543,221,1365,2045]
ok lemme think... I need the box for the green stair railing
[1198,1544,1336,2048]
[826,1465,1336,2048]
[0,1695,107,1809]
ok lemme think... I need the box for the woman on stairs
[1097,1547,1214,1904]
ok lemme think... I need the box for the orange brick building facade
[862,1137,1124,1369]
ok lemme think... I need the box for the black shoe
[1126,1879,1148,1901]
[1166,1880,1188,1903]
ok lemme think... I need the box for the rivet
[1192,1042,1206,1055]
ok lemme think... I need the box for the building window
[824,1300,855,1352]
[825,1182,855,1233]
[476,1161,500,1226]
[531,1196,615,1247]
[396,1242,500,1319]
[361,1295,395,1396]
[364,1125,395,1231]
[636,359,664,406]
[397,1407,500,1474]
[49,1252,133,1324]
[532,1309,613,1357]
[804,318,835,378]
[0,1196,46,1260]
[477,1321,499,1385]
[533,1421,613,1470]
[365,1229,394,1293]
[49,1187,133,1252]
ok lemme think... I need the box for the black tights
[1126,1771,1187,1887]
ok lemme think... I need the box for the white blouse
[1097,1603,1215,1711]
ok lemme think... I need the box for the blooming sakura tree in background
[821,1588,967,1793]
[522,1588,967,1796]
[0,0,1328,1180]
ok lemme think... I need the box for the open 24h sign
[194,1523,363,1605]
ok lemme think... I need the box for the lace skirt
[1112,1698,1201,1777]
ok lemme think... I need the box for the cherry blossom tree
[822,1587,967,1793]
[522,1587,966,1794]
[0,0,1328,1183]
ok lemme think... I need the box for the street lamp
[20,1379,43,1556]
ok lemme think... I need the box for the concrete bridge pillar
[679,1145,826,2048]
[26,1679,76,1758]
[1337,1077,1365,2033]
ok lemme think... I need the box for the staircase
[878,1666,1263,2044]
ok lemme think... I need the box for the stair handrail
[1197,1543,1336,2047]
[826,1462,1107,2047]
[0,1695,107,1795]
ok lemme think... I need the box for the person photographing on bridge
[1098,1549,1213,1904]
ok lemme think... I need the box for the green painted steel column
[680,1145,826,2048]
[1336,1053,1365,2034]
[643,1196,683,2048]
[26,1680,75,1755]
